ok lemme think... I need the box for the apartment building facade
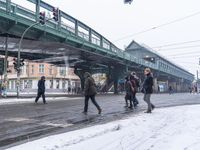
[6,58,80,93]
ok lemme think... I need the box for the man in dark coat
[35,76,46,104]
[142,68,155,113]
[83,72,102,114]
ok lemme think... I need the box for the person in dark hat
[35,76,46,104]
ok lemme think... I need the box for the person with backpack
[83,72,102,114]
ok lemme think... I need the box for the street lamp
[16,16,53,98]
[16,22,39,98]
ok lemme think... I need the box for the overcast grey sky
[13,0,200,76]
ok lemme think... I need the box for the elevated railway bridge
[0,0,194,93]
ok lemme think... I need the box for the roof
[125,40,193,76]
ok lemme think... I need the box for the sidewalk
[6,104,200,150]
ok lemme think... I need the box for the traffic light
[13,58,18,71]
[124,0,133,4]
[20,59,25,67]
[0,58,4,75]
[39,11,46,25]
[53,7,59,22]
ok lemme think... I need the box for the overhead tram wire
[168,54,200,59]
[163,51,200,58]
[156,44,200,51]
[165,51,200,57]
[152,39,200,49]
[166,53,200,59]
[113,11,200,42]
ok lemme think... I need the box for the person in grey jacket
[142,68,155,113]
[83,72,102,114]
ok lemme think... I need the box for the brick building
[5,58,80,93]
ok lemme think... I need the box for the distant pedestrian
[195,86,198,94]
[189,87,192,94]
[1,82,7,98]
[68,86,71,94]
[168,86,173,94]
[83,72,102,114]
[141,68,155,113]
[124,76,133,108]
[35,76,46,104]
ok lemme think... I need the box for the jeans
[143,93,154,111]
[84,95,101,112]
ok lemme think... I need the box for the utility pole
[4,35,8,97]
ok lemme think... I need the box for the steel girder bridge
[0,0,194,93]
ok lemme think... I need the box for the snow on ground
[6,105,200,150]
[0,97,81,105]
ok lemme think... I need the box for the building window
[11,80,14,90]
[20,80,23,89]
[24,80,28,89]
[21,66,24,74]
[24,80,32,89]
[49,65,53,75]
[39,64,44,74]
[31,65,34,74]
[56,80,59,89]
[26,64,29,75]
[50,80,53,89]
[28,80,32,88]
[62,80,66,89]
[59,67,66,76]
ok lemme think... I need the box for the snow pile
[7,105,200,150]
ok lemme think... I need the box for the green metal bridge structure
[0,0,194,93]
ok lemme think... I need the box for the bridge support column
[113,78,118,94]
[103,67,112,93]
[112,66,127,94]
[74,68,85,91]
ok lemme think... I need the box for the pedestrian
[1,82,7,98]
[124,76,132,108]
[168,86,173,94]
[35,76,46,104]
[130,71,140,107]
[195,86,198,94]
[68,86,71,94]
[83,72,102,114]
[141,68,155,113]
[189,87,192,94]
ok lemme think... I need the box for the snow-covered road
[7,104,200,150]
